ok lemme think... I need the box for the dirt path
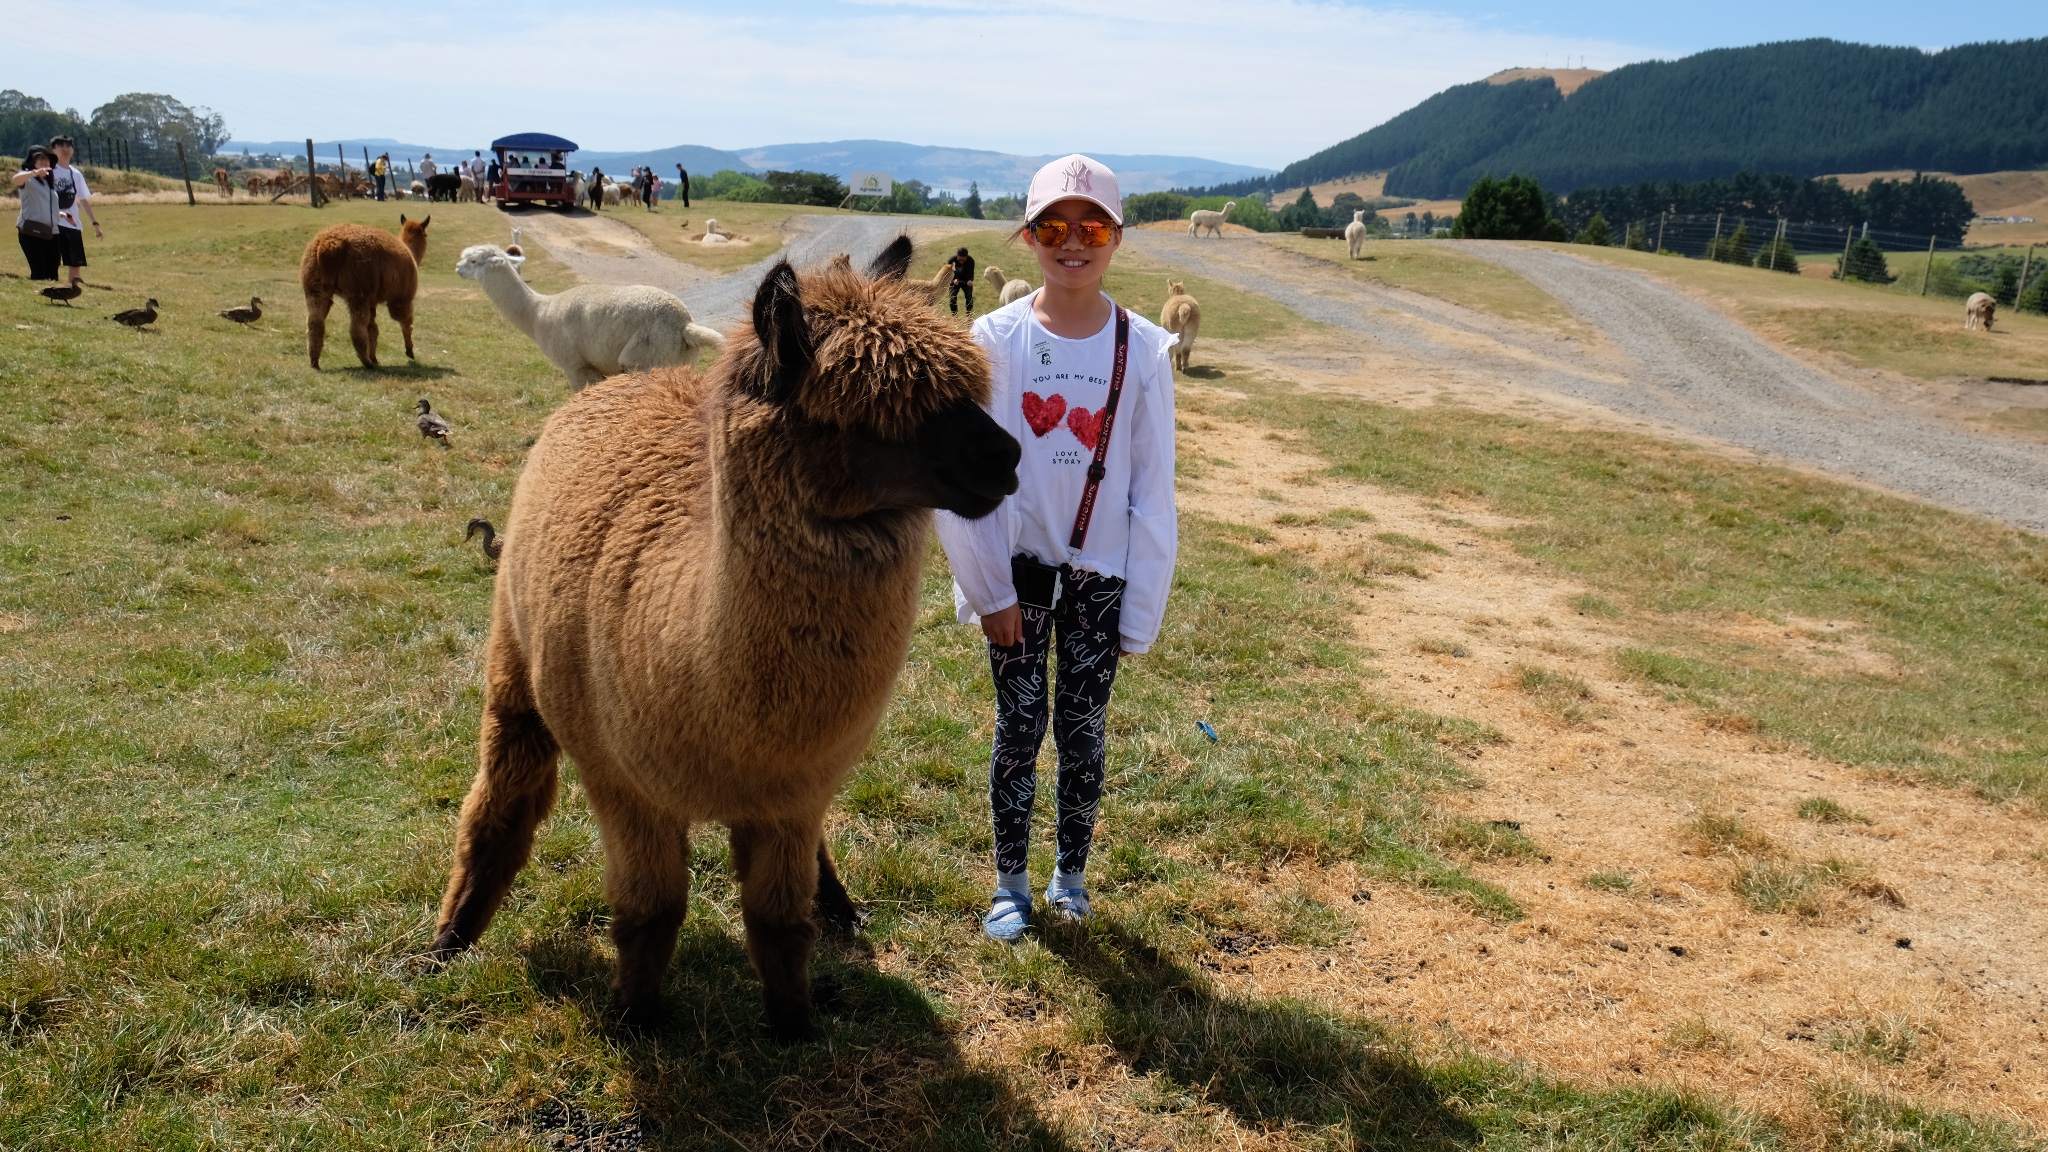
[1173,397,2048,1128]
[520,210,1008,330]
[1129,232,2048,534]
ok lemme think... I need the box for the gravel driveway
[1127,232,2048,533]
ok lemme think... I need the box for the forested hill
[1259,38,2048,199]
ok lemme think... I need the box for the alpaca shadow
[1041,921,1479,1150]
[519,920,1077,1151]
[1181,365,1227,380]
[340,362,458,380]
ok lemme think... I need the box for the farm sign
[850,171,893,197]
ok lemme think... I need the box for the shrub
[1837,235,1893,283]
[1625,220,1650,250]
[1708,221,1755,264]
[1124,191,1191,225]
[1574,213,1613,246]
[1453,173,1558,240]
[1753,237,1799,273]
[700,169,769,201]
[1797,796,1871,824]
[760,169,846,207]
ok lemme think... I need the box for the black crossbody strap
[1068,306,1130,552]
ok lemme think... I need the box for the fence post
[1710,212,1723,260]
[2017,245,2035,310]
[1920,234,1936,296]
[306,139,323,208]
[1656,212,1667,253]
[337,143,349,200]
[1839,226,1854,279]
[175,140,197,206]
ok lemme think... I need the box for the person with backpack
[934,155,1179,940]
[373,153,390,201]
[47,136,100,290]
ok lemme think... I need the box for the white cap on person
[1025,154,1123,225]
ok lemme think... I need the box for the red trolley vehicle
[491,132,578,210]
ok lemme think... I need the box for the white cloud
[18,0,1661,167]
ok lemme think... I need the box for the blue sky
[7,0,2037,169]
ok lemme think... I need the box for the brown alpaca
[299,215,429,369]
[213,167,233,198]
[429,237,1020,1040]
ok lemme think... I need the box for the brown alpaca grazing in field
[299,215,429,369]
[427,237,1020,1039]
[213,167,233,198]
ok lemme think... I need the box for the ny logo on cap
[1062,160,1092,194]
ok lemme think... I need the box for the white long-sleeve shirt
[935,292,1179,653]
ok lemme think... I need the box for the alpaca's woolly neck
[474,259,543,338]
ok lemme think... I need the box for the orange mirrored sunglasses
[1027,218,1120,248]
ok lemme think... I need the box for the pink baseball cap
[1025,154,1123,225]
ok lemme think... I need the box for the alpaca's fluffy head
[721,237,1018,518]
[397,214,431,263]
[1167,280,1186,297]
[455,243,523,280]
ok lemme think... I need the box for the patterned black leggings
[987,565,1124,877]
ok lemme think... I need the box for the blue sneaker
[983,889,1032,941]
[1043,879,1092,923]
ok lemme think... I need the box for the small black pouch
[1010,555,1061,612]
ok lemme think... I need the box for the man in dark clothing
[485,156,501,202]
[676,164,690,208]
[947,247,976,315]
[588,166,605,211]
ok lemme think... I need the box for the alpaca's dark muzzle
[922,399,1019,519]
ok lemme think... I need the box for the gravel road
[1127,232,2048,533]
[524,215,2048,532]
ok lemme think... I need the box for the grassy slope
[1267,235,1585,334]
[591,199,843,274]
[1227,377,2048,807]
[0,201,1896,1150]
[1562,244,2048,381]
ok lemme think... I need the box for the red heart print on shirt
[1066,406,1103,450]
[1022,391,1067,437]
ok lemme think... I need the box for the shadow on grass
[336,362,460,380]
[1043,920,1480,1149]
[1181,365,1228,379]
[521,923,1075,1152]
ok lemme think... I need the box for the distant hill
[732,140,1270,194]
[1251,38,2048,200]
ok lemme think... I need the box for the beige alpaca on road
[1189,201,1235,237]
[428,239,1021,1040]
[1345,209,1369,259]
[1160,280,1200,374]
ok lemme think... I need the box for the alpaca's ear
[746,261,812,406]
[865,234,914,282]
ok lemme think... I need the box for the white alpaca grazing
[456,244,725,391]
[458,173,479,203]
[1965,292,1997,331]
[602,182,622,207]
[410,180,428,200]
[1345,209,1369,259]
[1189,201,1236,238]
[983,265,1033,306]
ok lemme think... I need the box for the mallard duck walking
[465,518,503,561]
[219,296,263,324]
[415,398,452,448]
[39,284,81,306]
[110,299,159,328]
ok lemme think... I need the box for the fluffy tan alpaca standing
[429,237,1021,1040]
[1160,280,1200,374]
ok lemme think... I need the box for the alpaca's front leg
[731,818,822,1042]
[304,291,333,369]
[583,772,694,1029]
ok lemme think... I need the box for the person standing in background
[588,166,605,211]
[676,165,690,208]
[13,146,61,281]
[485,154,501,202]
[372,153,389,201]
[420,153,437,182]
[48,136,100,290]
[947,246,976,316]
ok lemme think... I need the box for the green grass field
[1,200,2038,1150]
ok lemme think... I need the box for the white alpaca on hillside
[602,181,623,207]
[1345,209,1369,259]
[983,265,1033,305]
[1189,201,1236,237]
[1965,292,1997,331]
[456,244,724,391]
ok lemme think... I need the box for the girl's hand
[980,604,1022,648]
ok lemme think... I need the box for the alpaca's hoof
[764,1002,817,1045]
[421,929,471,968]
[615,997,666,1035]
[816,895,868,938]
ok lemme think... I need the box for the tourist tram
[491,132,578,210]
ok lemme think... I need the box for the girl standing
[12,147,62,282]
[935,155,1179,940]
